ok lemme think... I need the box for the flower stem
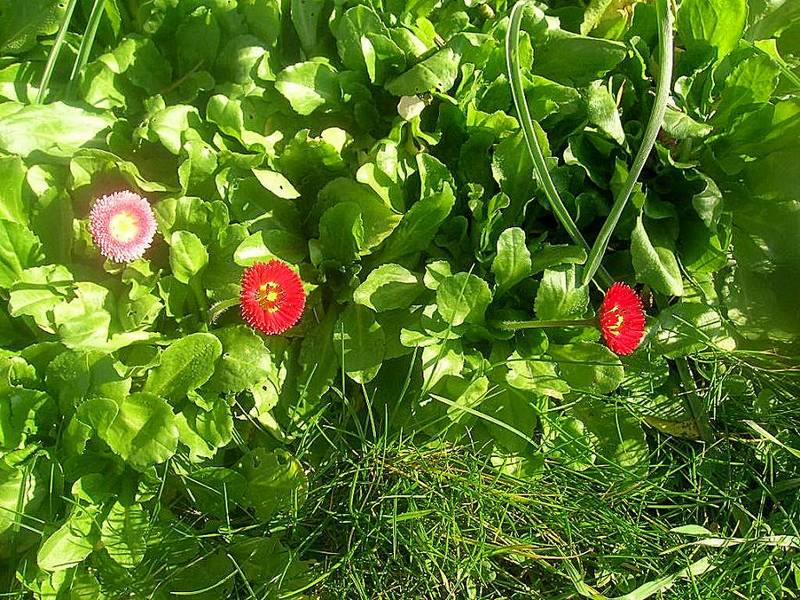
[505,1,613,289]
[495,317,597,331]
[580,0,674,288]
[209,296,239,324]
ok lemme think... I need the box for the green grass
[277,351,800,599]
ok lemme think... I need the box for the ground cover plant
[0,0,798,597]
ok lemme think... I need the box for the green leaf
[0,219,42,289]
[208,325,275,394]
[275,60,341,115]
[252,168,301,199]
[0,389,57,449]
[386,48,459,95]
[237,448,308,521]
[0,102,114,157]
[573,398,648,471]
[8,264,73,331]
[0,0,67,54]
[631,215,684,296]
[291,0,324,52]
[354,264,423,312]
[319,202,364,264]
[492,227,532,296]
[505,353,570,399]
[83,393,179,471]
[0,155,26,224]
[52,282,113,351]
[532,28,627,87]
[549,343,624,395]
[37,509,96,571]
[436,273,492,326]
[586,81,625,145]
[46,350,131,414]
[534,266,589,320]
[101,502,148,569]
[169,230,209,284]
[334,304,385,383]
[530,244,587,273]
[335,5,405,84]
[176,398,233,462]
[654,302,736,357]
[144,333,222,402]
[677,0,747,61]
[662,106,712,139]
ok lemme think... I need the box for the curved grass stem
[580,0,674,288]
[505,1,613,289]
[36,0,79,104]
[66,0,106,100]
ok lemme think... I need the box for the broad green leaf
[479,384,542,452]
[677,0,747,60]
[0,389,57,449]
[275,60,341,115]
[549,343,624,395]
[0,0,66,54]
[291,0,324,52]
[542,414,595,470]
[654,303,736,357]
[208,326,275,394]
[386,48,459,95]
[335,5,405,84]
[297,306,340,411]
[573,398,648,471]
[145,105,200,155]
[87,393,179,471]
[8,264,73,331]
[0,459,46,536]
[505,352,570,399]
[169,230,209,284]
[0,219,42,289]
[37,508,98,571]
[0,102,114,157]
[52,282,113,351]
[534,266,589,320]
[183,467,247,517]
[319,202,364,264]
[318,178,401,252]
[101,502,148,569]
[530,244,587,273]
[492,227,532,295]
[242,0,281,47]
[46,350,130,414]
[532,28,627,86]
[176,398,233,462]
[252,168,300,199]
[0,155,26,224]
[144,333,222,402]
[354,264,423,312]
[237,448,308,521]
[334,304,385,383]
[586,81,625,145]
[421,341,464,390]
[663,106,712,139]
[436,273,492,326]
[631,215,684,296]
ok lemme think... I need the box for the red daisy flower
[599,283,646,355]
[89,190,157,263]
[240,260,306,335]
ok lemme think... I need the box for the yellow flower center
[256,281,281,313]
[606,306,624,335]
[108,211,140,243]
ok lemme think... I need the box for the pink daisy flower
[89,190,157,263]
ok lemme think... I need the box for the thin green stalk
[36,0,80,104]
[66,0,106,99]
[505,1,612,288]
[495,317,596,330]
[581,0,674,288]
[209,296,239,324]
[676,357,714,444]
